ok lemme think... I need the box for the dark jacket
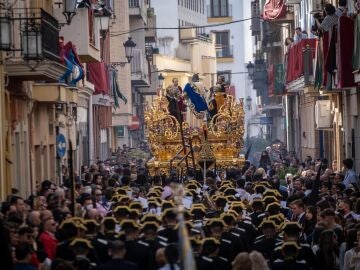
[97,258,139,270]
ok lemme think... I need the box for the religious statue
[183,74,209,119]
[208,75,227,117]
[165,78,186,122]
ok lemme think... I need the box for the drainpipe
[88,96,94,165]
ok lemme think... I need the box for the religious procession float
[145,75,245,177]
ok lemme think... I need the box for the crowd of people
[1,146,360,270]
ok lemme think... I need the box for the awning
[129,116,140,131]
[263,0,286,20]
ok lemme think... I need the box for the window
[215,31,232,57]
[210,0,229,17]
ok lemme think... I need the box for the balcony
[145,9,156,43]
[32,83,78,103]
[207,4,232,23]
[180,29,212,44]
[131,49,150,87]
[55,7,101,63]
[129,0,148,23]
[4,9,66,81]
[285,39,317,93]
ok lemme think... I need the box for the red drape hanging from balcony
[337,16,355,88]
[286,39,317,83]
[87,62,110,95]
[263,0,286,20]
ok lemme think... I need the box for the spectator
[342,159,358,188]
[315,230,340,270]
[316,3,338,32]
[39,218,59,260]
[15,244,37,270]
[343,228,360,270]
[97,240,139,270]
[335,0,348,17]
[232,251,269,270]
[293,27,308,43]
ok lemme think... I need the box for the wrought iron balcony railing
[2,8,60,62]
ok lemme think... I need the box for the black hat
[141,214,161,225]
[202,237,220,247]
[221,212,237,225]
[263,196,278,205]
[120,220,140,231]
[113,206,131,217]
[265,202,281,213]
[259,219,277,230]
[129,201,143,210]
[206,218,226,228]
[280,241,301,261]
[140,221,159,232]
[70,238,93,249]
[162,208,177,220]
[161,201,176,211]
[281,222,302,236]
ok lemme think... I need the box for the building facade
[249,0,360,170]
[0,0,133,199]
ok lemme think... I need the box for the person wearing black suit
[98,240,139,270]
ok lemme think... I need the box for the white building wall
[152,0,179,56]
[153,0,207,57]
[178,3,207,26]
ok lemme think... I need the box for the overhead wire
[110,17,257,37]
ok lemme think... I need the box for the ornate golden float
[145,93,245,176]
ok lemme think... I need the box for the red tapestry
[337,16,355,88]
[263,0,286,20]
[87,62,110,95]
[286,39,317,83]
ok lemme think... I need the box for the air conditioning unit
[315,100,333,129]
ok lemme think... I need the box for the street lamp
[97,7,111,39]
[124,37,136,63]
[111,37,137,67]
[145,45,153,63]
[0,16,11,50]
[246,96,252,111]
[246,61,255,80]
[63,0,77,25]
[158,73,165,89]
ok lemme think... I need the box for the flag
[111,69,127,109]
[178,209,196,270]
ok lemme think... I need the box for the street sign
[56,134,67,158]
